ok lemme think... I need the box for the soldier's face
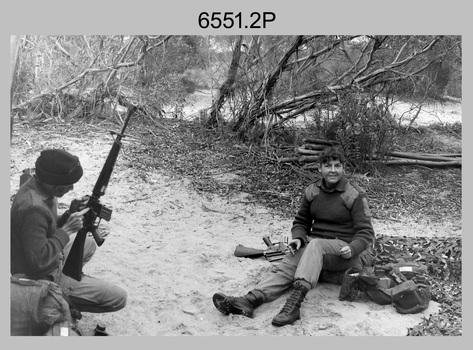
[52,184,74,197]
[318,160,344,188]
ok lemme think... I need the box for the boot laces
[281,289,304,314]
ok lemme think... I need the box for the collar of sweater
[31,176,55,203]
[316,176,348,193]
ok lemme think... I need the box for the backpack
[11,276,72,336]
[339,260,431,314]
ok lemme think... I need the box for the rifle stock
[234,244,265,258]
[234,244,286,262]
[62,106,136,281]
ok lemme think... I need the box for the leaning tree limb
[239,35,310,130]
[251,36,358,125]
[266,36,449,131]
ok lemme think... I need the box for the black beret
[35,149,83,185]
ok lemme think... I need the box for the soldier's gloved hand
[340,246,352,259]
[69,195,89,213]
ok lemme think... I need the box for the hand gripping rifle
[62,106,137,281]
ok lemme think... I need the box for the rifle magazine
[264,250,286,262]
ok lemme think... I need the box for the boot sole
[271,319,293,327]
[212,293,253,318]
[271,314,300,327]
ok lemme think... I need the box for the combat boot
[212,291,263,318]
[271,284,309,327]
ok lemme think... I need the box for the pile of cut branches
[278,137,462,169]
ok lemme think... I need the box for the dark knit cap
[35,149,83,185]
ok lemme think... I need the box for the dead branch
[302,138,340,146]
[278,156,299,163]
[418,153,461,157]
[302,144,326,151]
[298,155,320,163]
[380,159,461,167]
[302,163,320,170]
[54,39,73,60]
[389,151,462,162]
[295,148,320,155]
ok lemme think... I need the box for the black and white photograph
[9,33,462,337]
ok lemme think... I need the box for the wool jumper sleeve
[16,205,69,277]
[346,192,374,256]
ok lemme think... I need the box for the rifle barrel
[118,105,136,139]
[92,106,136,196]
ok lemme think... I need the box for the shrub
[325,93,399,173]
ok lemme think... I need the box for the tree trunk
[206,36,243,127]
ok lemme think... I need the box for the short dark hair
[318,146,345,165]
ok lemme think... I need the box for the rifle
[62,106,137,281]
[234,236,293,262]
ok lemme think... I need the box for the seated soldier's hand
[62,208,89,236]
[288,238,302,252]
[340,246,352,259]
[69,195,89,213]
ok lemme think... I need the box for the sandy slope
[10,123,456,336]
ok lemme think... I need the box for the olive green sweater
[291,176,375,256]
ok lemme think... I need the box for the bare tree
[11,35,172,122]
[206,35,461,138]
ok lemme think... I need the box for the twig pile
[278,138,340,170]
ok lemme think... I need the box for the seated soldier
[11,149,127,314]
[212,146,376,326]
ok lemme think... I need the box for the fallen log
[377,159,461,167]
[295,147,321,155]
[299,155,320,163]
[417,153,461,158]
[302,162,319,170]
[389,151,462,162]
[301,144,326,151]
[278,156,299,163]
[302,138,340,146]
